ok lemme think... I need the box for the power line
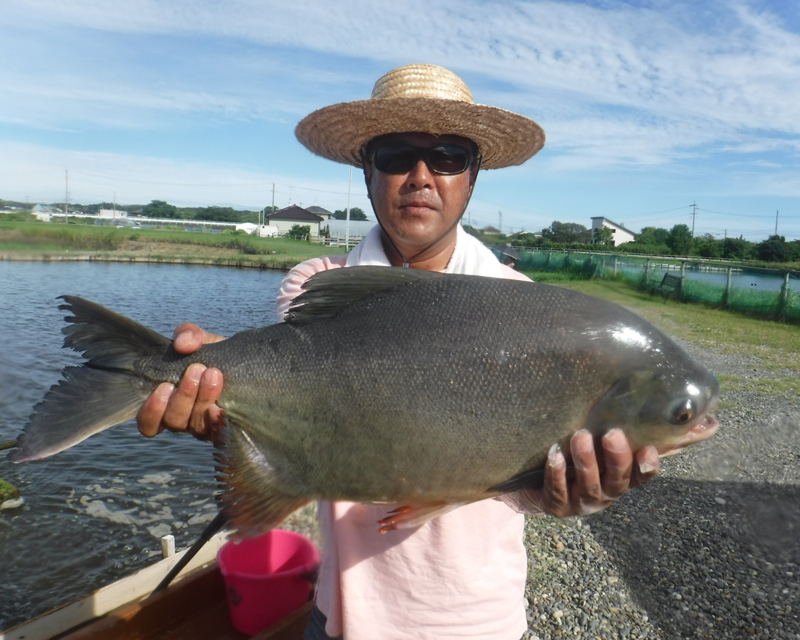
[72,170,369,197]
[696,207,777,219]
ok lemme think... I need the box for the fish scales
[9,266,719,536]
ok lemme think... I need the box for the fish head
[585,365,720,449]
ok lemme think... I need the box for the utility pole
[113,191,117,219]
[272,183,276,218]
[64,170,69,223]
[690,202,697,237]
[345,166,352,251]
[775,210,779,236]
[499,211,502,234]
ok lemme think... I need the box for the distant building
[480,226,501,234]
[235,223,258,234]
[325,219,377,241]
[266,205,324,238]
[98,208,127,219]
[590,217,635,246]
[305,206,334,221]
[32,204,58,222]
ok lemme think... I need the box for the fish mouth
[662,413,719,454]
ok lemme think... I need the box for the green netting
[785,288,800,320]
[727,287,781,315]
[514,248,800,322]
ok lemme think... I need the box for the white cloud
[4,0,799,169]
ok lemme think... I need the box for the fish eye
[670,399,697,425]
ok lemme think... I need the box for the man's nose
[405,158,433,189]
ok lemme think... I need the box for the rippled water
[0,261,286,629]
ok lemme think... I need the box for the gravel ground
[521,341,800,640]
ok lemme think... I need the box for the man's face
[364,132,478,255]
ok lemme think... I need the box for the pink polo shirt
[276,255,532,640]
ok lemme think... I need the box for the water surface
[0,261,285,629]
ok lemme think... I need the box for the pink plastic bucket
[217,529,320,635]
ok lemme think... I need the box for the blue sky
[2,0,799,241]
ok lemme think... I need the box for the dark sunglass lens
[374,146,417,174]
[428,146,470,174]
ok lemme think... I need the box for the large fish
[9,267,719,536]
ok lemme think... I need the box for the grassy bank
[524,271,800,369]
[0,221,344,267]
[522,269,800,402]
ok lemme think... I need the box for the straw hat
[295,64,545,170]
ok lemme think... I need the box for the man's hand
[505,429,661,517]
[136,323,226,441]
[539,429,660,517]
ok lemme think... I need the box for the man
[138,64,680,639]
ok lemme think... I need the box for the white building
[265,206,324,238]
[590,217,636,246]
[325,219,377,242]
[98,209,127,219]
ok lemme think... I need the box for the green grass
[521,271,800,372]
[0,221,345,265]
[717,374,800,398]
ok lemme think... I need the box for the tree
[333,207,368,221]
[721,238,752,260]
[637,227,670,245]
[287,224,311,241]
[667,224,693,256]
[756,235,792,262]
[593,226,614,246]
[194,206,236,222]
[540,221,592,244]
[693,233,722,258]
[142,200,179,219]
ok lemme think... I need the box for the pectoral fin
[488,464,576,493]
[214,419,309,539]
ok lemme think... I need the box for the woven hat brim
[295,98,545,170]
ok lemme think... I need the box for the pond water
[0,261,285,629]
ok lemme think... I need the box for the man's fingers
[571,430,604,505]
[600,428,633,499]
[540,443,569,517]
[137,382,174,438]
[162,363,206,431]
[631,445,660,488]
[187,368,223,439]
[172,323,226,354]
[173,323,206,354]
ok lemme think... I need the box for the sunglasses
[370,143,477,176]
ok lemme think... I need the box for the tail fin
[8,296,170,463]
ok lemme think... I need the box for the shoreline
[0,251,299,271]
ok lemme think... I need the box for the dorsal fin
[285,266,443,325]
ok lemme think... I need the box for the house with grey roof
[266,205,324,238]
[305,206,334,220]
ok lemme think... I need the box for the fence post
[644,259,650,287]
[778,271,790,320]
[613,257,618,278]
[725,267,732,308]
[601,257,606,279]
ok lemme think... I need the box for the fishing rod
[150,511,228,595]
